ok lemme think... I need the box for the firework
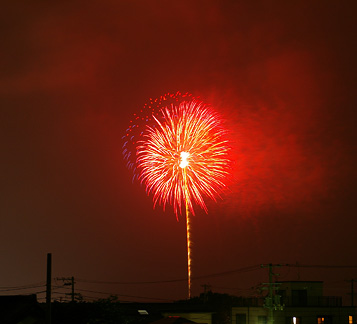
[136,100,230,217]
[122,91,195,180]
[123,94,230,298]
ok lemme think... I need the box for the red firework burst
[122,91,195,179]
[136,99,230,217]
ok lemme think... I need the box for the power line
[194,265,262,280]
[1,263,355,303]
[39,287,175,302]
[75,288,174,302]
[76,264,262,285]
[287,264,357,269]
[0,284,46,293]
[0,281,46,290]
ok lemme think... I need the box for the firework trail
[123,93,230,298]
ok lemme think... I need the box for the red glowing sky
[0,1,356,303]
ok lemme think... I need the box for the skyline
[0,1,356,305]
[2,261,357,304]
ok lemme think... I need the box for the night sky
[1,1,356,304]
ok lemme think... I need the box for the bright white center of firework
[179,151,190,168]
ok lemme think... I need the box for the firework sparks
[122,91,195,180]
[136,99,230,217]
[123,94,230,299]
[179,151,190,168]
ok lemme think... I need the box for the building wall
[163,312,212,324]
[276,306,354,324]
[232,306,355,324]
[278,282,324,298]
[231,307,268,324]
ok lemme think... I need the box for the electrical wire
[1,263,355,303]
[75,288,174,301]
[0,283,46,293]
[0,281,46,290]
[76,264,262,285]
[287,264,357,269]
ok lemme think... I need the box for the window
[258,316,267,324]
[286,317,301,324]
[317,316,332,324]
[349,316,353,324]
[236,314,246,324]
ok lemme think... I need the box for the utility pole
[56,277,76,302]
[261,264,284,324]
[46,253,52,324]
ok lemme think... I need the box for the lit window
[138,310,148,315]
[293,317,302,324]
[349,316,353,324]
[318,316,332,324]
[288,317,301,324]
